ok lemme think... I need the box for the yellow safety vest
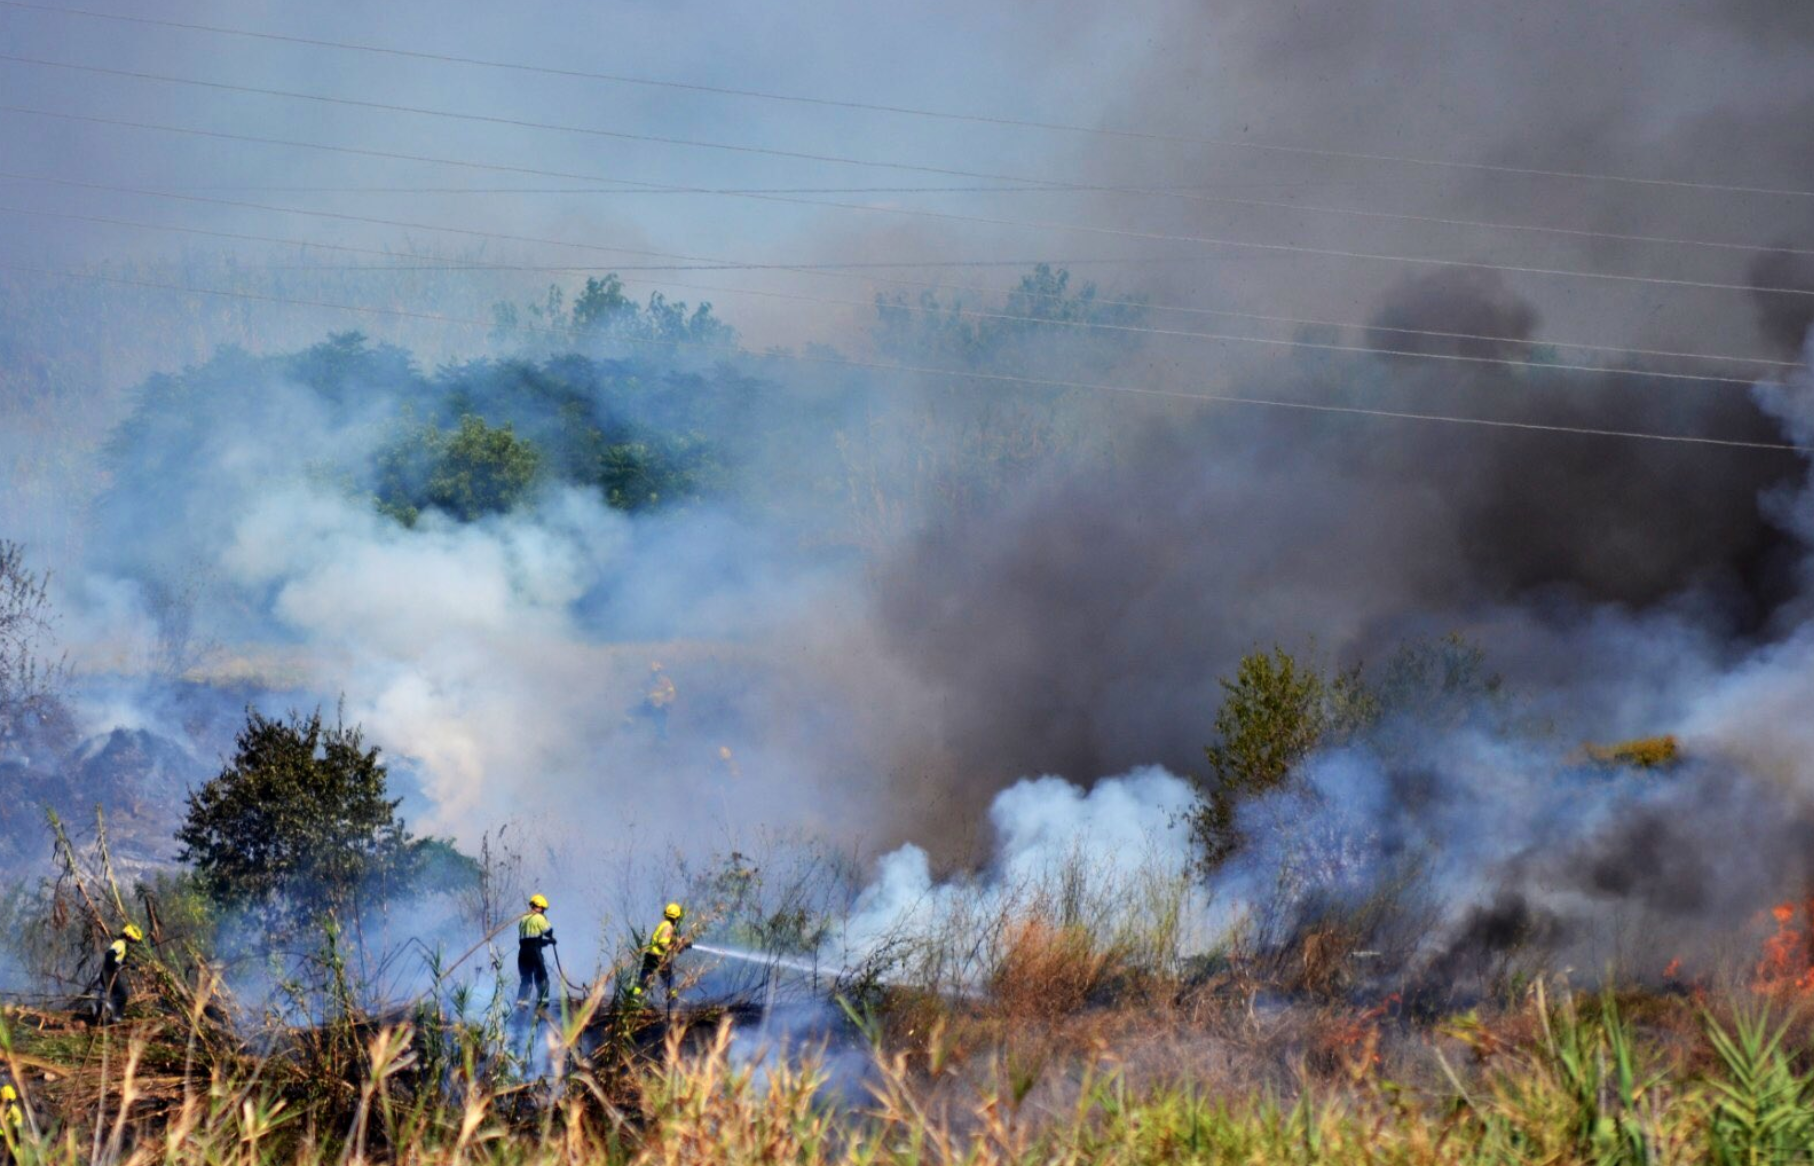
[105,939,128,968]
[648,919,676,956]
[518,912,552,941]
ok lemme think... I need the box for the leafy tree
[1189,647,1371,872]
[1188,634,1508,874]
[872,263,1146,373]
[376,414,542,525]
[176,708,426,927]
[492,274,737,350]
[0,540,72,758]
[283,332,415,402]
[570,274,634,332]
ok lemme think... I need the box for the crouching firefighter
[633,902,686,1010]
[96,924,143,1025]
[516,894,556,1012]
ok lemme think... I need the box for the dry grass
[8,982,1814,1165]
[19,814,1814,1162]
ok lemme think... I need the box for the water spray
[690,942,982,999]
[691,942,835,980]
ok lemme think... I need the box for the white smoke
[835,766,1197,973]
[217,481,630,831]
[1683,339,1814,793]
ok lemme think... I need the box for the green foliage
[493,273,737,350]
[569,273,633,331]
[1704,1007,1814,1165]
[402,838,483,892]
[1523,987,1660,1164]
[376,414,543,525]
[283,331,416,401]
[1188,633,1506,874]
[99,320,744,558]
[133,868,220,979]
[873,263,1145,373]
[0,539,71,757]
[1190,647,1370,871]
[175,707,427,929]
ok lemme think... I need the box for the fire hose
[551,944,586,996]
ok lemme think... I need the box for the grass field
[12,922,1814,1166]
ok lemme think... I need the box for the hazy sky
[0,0,1159,347]
[3,0,1806,356]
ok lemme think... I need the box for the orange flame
[1329,993,1403,1072]
[1754,900,1814,994]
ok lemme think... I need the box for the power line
[261,256,1207,272]
[4,174,1797,373]
[0,180,1405,195]
[3,260,1804,453]
[1,201,1779,386]
[6,0,1812,201]
[10,105,1812,301]
[8,53,1808,259]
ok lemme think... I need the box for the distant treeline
[91,265,1144,562]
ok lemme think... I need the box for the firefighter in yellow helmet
[516,894,556,1012]
[1,1081,23,1154]
[96,924,143,1025]
[633,902,686,1006]
[643,661,677,741]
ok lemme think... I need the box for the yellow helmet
[663,902,684,921]
[529,894,549,911]
[2,1083,15,1101]
[122,924,144,943]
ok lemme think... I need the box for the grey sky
[2,0,1806,359]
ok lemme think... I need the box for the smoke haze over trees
[0,0,1811,997]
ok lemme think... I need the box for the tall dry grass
[17,814,1814,1162]
[10,982,1814,1164]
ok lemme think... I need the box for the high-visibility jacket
[518,911,554,953]
[103,939,129,974]
[3,1084,22,1136]
[647,919,676,957]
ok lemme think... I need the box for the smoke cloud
[0,0,1811,991]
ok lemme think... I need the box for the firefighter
[96,924,142,1024]
[2,1082,22,1156]
[515,894,556,1012]
[644,661,676,740]
[633,902,686,1006]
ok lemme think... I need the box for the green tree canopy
[1188,634,1507,874]
[376,414,543,526]
[1188,647,1372,872]
[176,708,427,927]
[493,274,737,349]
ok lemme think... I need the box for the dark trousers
[637,952,674,998]
[98,968,129,1023]
[516,955,549,1009]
